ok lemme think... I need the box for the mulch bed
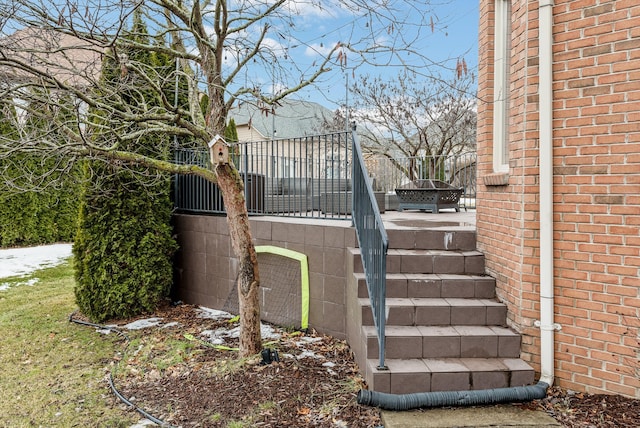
[108,302,381,427]
[525,386,640,428]
[93,303,640,427]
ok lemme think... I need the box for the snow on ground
[122,317,164,330]
[196,306,235,320]
[0,243,72,279]
[0,243,73,290]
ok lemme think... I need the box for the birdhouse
[208,135,230,165]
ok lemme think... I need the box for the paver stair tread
[362,325,520,338]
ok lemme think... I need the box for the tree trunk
[214,163,261,357]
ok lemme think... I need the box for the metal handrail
[351,126,389,370]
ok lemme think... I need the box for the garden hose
[68,312,175,427]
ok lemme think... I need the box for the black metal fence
[173,131,353,219]
[172,139,476,217]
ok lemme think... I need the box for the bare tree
[350,70,476,182]
[0,0,451,357]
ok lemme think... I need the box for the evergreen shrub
[73,11,178,322]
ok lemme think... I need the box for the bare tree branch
[350,70,476,181]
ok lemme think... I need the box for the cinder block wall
[172,213,357,340]
[477,0,640,398]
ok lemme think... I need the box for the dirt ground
[87,303,640,427]
[525,386,640,428]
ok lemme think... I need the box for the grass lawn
[0,255,381,427]
[0,259,137,427]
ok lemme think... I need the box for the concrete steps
[346,221,535,394]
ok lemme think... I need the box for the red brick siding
[477,0,640,398]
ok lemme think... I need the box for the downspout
[357,1,558,410]
[534,0,560,388]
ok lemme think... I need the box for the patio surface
[380,209,476,230]
[252,208,476,231]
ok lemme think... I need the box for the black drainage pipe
[357,381,549,411]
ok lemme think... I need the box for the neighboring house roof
[229,99,334,139]
[0,27,102,87]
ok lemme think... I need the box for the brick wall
[477,0,640,398]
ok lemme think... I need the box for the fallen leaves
[529,386,640,428]
[109,302,381,427]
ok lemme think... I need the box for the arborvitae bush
[73,11,177,322]
[73,163,176,322]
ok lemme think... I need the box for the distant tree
[225,118,239,144]
[224,118,241,166]
[0,102,18,139]
[350,70,476,182]
[0,97,80,246]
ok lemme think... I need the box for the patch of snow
[196,306,234,320]
[0,278,40,291]
[224,323,281,340]
[129,419,157,428]
[200,322,281,346]
[122,318,163,330]
[161,321,180,329]
[0,243,72,279]
[200,329,226,345]
[296,350,321,359]
[322,361,336,367]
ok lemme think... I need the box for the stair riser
[387,229,477,251]
[360,304,508,327]
[351,250,485,275]
[365,362,536,395]
[356,274,496,299]
[364,334,522,359]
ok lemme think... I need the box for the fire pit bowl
[395,179,463,213]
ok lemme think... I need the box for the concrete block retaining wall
[172,213,356,340]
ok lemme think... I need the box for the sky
[250,0,480,110]
[1,0,479,113]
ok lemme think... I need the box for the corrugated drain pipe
[357,382,549,411]
[357,0,557,411]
